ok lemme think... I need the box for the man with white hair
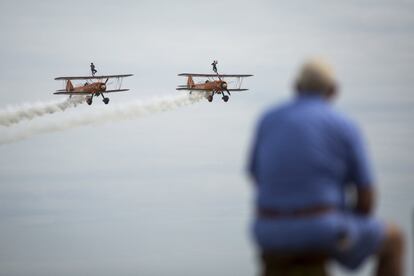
[248,58,404,276]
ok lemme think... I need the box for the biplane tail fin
[187,76,194,89]
[65,80,74,92]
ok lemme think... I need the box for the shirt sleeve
[345,122,375,187]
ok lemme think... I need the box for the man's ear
[295,82,302,94]
[326,84,338,100]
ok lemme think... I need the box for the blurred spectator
[248,58,404,276]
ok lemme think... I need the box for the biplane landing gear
[100,93,110,104]
[222,95,229,102]
[207,92,214,102]
[86,96,93,105]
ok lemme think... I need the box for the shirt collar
[296,93,326,102]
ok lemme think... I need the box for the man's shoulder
[259,102,292,125]
[321,106,364,143]
[327,106,359,130]
[263,99,298,117]
[262,100,359,132]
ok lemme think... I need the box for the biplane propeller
[54,74,133,105]
[177,62,252,102]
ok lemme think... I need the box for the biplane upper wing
[178,73,253,78]
[54,89,129,95]
[176,88,248,92]
[55,74,133,80]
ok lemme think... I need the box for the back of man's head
[294,58,337,99]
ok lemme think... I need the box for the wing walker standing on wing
[90,62,97,76]
[211,60,218,74]
[177,60,253,102]
[54,64,133,106]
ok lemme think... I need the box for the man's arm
[345,121,376,215]
[355,186,375,215]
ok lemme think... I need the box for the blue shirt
[249,95,374,211]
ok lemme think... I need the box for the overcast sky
[0,1,413,276]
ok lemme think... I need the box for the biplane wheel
[86,98,93,105]
[103,98,110,104]
[222,95,229,102]
[207,95,213,102]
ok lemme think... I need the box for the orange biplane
[54,74,133,105]
[177,62,252,102]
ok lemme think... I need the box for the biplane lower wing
[102,89,129,93]
[176,88,248,92]
[178,73,253,78]
[55,74,133,80]
[54,89,129,95]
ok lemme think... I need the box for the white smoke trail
[0,93,204,145]
[0,96,85,126]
